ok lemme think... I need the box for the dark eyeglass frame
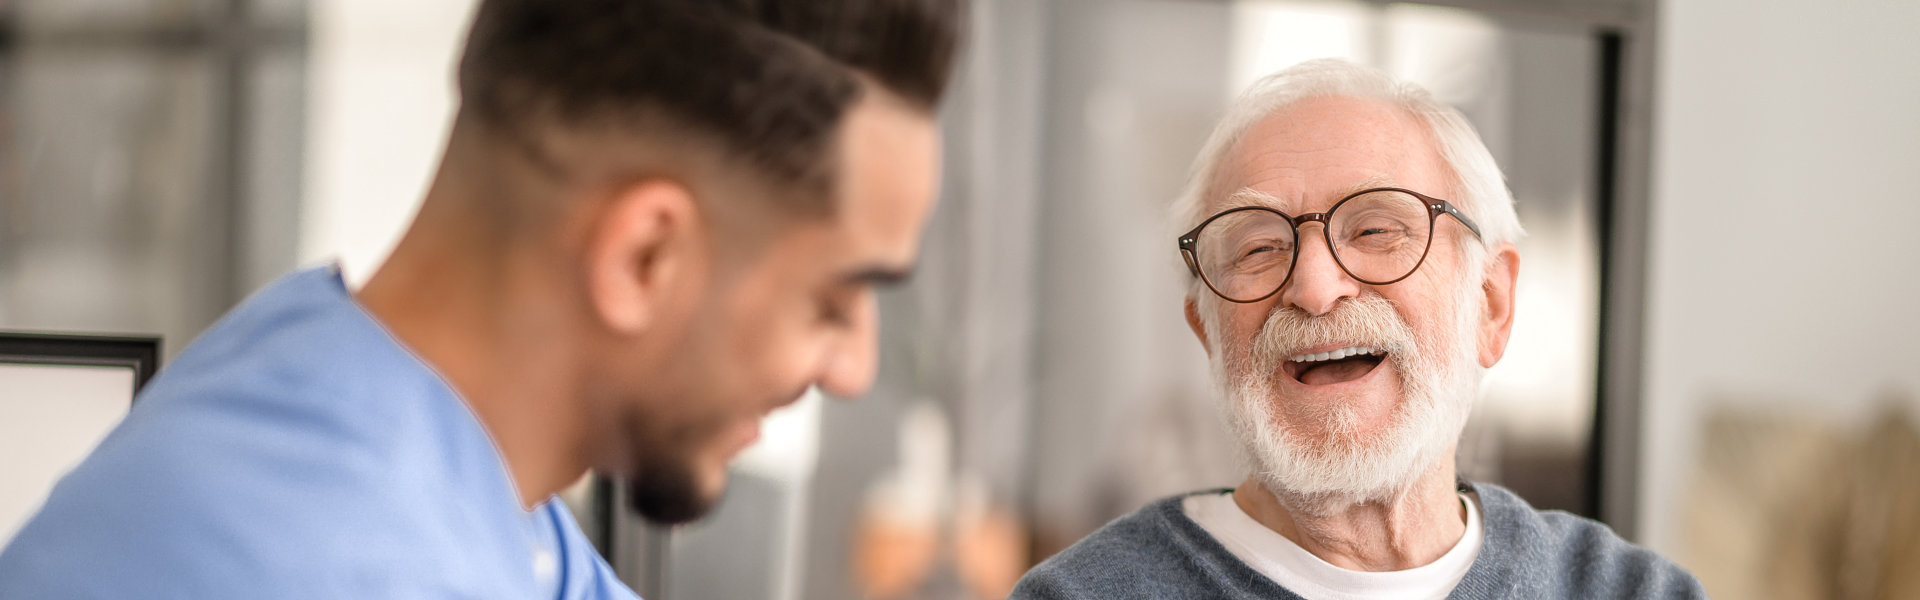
[1177,187,1484,303]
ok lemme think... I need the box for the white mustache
[1247,294,1419,374]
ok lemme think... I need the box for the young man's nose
[816,295,879,399]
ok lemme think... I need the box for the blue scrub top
[0,266,639,599]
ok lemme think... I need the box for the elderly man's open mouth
[1282,345,1387,386]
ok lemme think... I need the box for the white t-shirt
[1181,490,1483,600]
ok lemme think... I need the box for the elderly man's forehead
[1205,95,1442,209]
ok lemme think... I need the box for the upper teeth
[1289,346,1381,363]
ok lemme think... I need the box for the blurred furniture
[1684,397,1920,600]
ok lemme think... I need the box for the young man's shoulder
[0,267,544,599]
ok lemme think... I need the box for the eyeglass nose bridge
[1273,211,1343,293]
[1283,212,1338,264]
[1289,211,1332,228]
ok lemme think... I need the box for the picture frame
[0,331,161,390]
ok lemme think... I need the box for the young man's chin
[613,404,769,524]
[623,451,725,525]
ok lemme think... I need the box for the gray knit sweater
[1011,482,1705,599]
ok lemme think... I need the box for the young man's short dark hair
[457,0,962,203]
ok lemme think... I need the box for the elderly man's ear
[1476,243,1521,368]
[1185,298,1210,356]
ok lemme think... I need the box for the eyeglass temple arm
[1433,200,1484,240]
[1177,234,1202,276]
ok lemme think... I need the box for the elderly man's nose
[1279,230,1358,316]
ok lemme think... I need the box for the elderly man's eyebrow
[1340,175,1397,198]
[1223,177,1398,212]
[1226,187,1285,209]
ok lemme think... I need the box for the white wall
[1642,0,1920,558]
[301,0,478,286]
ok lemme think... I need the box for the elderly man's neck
[1231,460,1467,571]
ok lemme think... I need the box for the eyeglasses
[1177,187,1483,303]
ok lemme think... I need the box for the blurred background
[0,0,1914,598]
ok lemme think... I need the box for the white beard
[1209,283,1485,513]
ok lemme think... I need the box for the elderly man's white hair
[1173,58,1523,304]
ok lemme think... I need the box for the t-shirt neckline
[1181,488,1484,600]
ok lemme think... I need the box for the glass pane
[249,0,305,26]
[1329,190,1432,282]
[1201,210,1295,300]
[1389,6,1604,515]
[239,45,305,292]
[0,47,221,358]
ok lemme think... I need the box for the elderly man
[1012,59,1702,599]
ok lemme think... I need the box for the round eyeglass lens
[1195,208,1296,302]
[1327,190,1433,283]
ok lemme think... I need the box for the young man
[0,0,961,597]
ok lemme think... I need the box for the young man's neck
[1232,459,1466,572]
[355,218,594,510]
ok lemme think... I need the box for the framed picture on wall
[0,332,161,546]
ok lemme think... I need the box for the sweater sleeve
[1535,510,1708,599]
[1453,483,1707,599]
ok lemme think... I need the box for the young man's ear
[586,179,701,335]
[1476,243,1521,368]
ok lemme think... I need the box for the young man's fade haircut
[454,0,962,216]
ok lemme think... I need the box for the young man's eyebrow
[843,264,915,287]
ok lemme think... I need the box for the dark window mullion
[208,0,250,306]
